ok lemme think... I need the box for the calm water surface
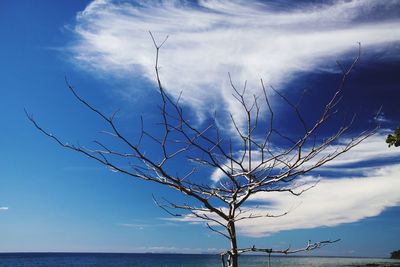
[0,253,399,267]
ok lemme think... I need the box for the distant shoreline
[1,253,399,267]
[0,252,398,259]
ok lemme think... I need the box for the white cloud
[169,131,400,236]
[315,131,400,168]
[118,223,146,229]
[70,0,400,123]
[238,164,400,236]
[118,220,178,229]
[0,207,8,211]
[211,131,400,182]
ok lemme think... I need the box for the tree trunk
[228,253,238,267]
[228,221,239,267]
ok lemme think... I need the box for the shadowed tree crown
[386,128,400,147]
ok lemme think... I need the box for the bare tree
[27,36,376,267]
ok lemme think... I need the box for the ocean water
[0,253,399,267]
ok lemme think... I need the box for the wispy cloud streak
[70,0,400,121]
[128,245,223,254]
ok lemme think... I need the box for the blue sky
[1,0,400,258]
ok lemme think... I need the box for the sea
[0,253,399,267]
